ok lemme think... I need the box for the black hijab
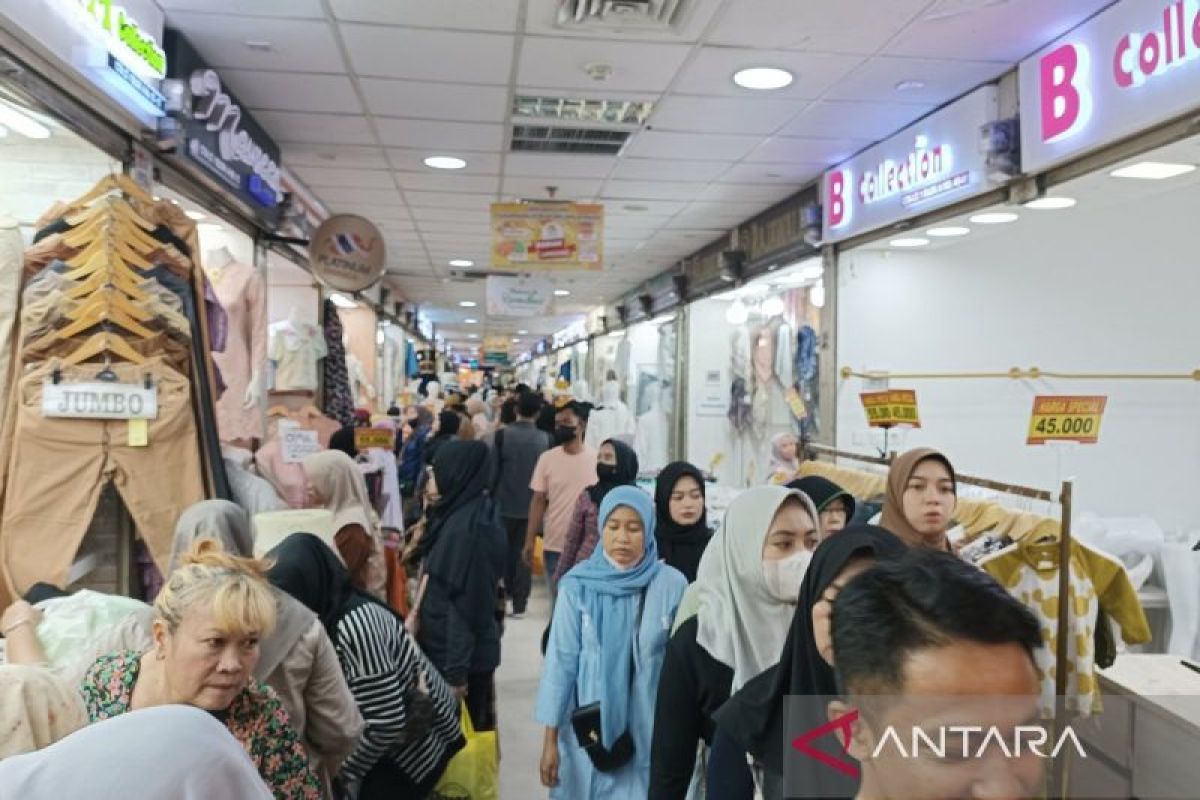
[713,525,907,788]
[266,533,385,639]
[436,410,461,438]
[329,426,358,458]
[586,438,639,506]
[654,461,711,582]
[788,475,857,519]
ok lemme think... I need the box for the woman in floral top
[79,539,320,800]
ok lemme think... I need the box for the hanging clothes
[584,380,636,450]
[209,261,266,442]
[269,320,326,392]
[321,299,354,427]
[0,214,22,438]
[795,325,819,440]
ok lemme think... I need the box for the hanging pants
[1,358,204,598]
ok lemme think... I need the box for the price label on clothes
[1027,396,1107,445]
[41,381,158,420]
[859,390,921,429]
[354,427,395,451]
[282,429,321,463]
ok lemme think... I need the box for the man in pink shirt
[523,401,597,603]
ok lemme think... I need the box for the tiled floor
[496,581,552,799]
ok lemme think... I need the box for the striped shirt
[334,603,464,783]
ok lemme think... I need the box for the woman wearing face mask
[712,525,907,800]
[789,475,857,536]
[881,448,958,551]
[535,486,687,799]
[649,487,819,800]
[653,462,712,583]
[552,438,639,584]
[765,432,801,485]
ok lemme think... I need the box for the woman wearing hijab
[649,486,819,799]
[466,395,492,439]
[881,447,958,551]
[0,706,275,800]
[653,461,712,583]
[789,475,857,536]
[268,534,464,799]
[766,432,801,484]
[711,525,908,799]
[302,450,387,598]
[423,409,461,467]
[169,501,363,793]
[417,440,507,730]
[535,486,687,799]
[552,438,639,583]
[0,664,86,758]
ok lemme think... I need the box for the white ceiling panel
[524,0,724,42]
[282,145,389,169]
[501,177,603,200]
[745,136,870,165]
[411,206,491,224]
[331,0,521,31]
[405,191,498,210]
[602,199,686,216]
[670,202,764,227]
[608,158,727,183]
[823,56,1007,104]
[375,118,505,151]
[342,26,514,84]
[215,69,362,114]
[165,13,346,72]
[602,180,713,202]
[416,223,492,237]
[707,0,931,54]
[339,205,412,222]
[395,172,501,193]
[361,79,509,123]
[518,37,691,93]
[672,47,863,99]
[622,131,761,162]
[290,166,396,190]
[387,148,502,174]
[317,186,405,207]
[161,0,325,16]
[255,111,375,145]
[503,153,617,179]
[779,101,935,141]
[695,182,798,204]
[649,95,807,136]
[718,161,825,184]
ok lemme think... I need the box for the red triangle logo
[790,709,861,779]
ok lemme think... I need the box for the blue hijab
[559,485,660,748]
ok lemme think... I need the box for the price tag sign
[282,429,321,464]
[355,427,395,451]
[1027,396,1106,445]
[785,387,809,421]
[42,381,158,420]
[860,390,921,429]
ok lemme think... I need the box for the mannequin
[634,382,671,471]
[206,246,266,442]
[585,379,636,450]
[341,332,376,409]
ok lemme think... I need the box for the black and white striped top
[333,602,463,783]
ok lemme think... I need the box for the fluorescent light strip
[1110,161,1196,180]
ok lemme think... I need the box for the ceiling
[158,0,1115,348]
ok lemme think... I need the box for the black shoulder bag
[569,595,643,772]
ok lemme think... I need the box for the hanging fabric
[321,298,354,427]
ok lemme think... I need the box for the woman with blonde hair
[79,539,322,799]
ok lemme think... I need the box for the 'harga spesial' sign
[822,86,999,243]
[1020,0,1200,173]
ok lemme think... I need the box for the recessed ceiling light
[184,210,206,221]
[926,226,971,237]
[554,289,570,297]
[423,156,467,170]
[969,211,1019,225]
[512,338,520,343]
[449,259,474,267]
[732,67,794,91]
[889,237,931,248]
[895,79,927,92]
[468,333,479,339]
[464,318,478,324]
[1024,196,1077,210]
[518,329,528,335]
[459,300,477,308]
[1110,161,1197,180]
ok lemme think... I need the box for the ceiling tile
[317,186,405,207]
[524,0,724,42]
[338,205,412,222]
[411,206,490,224]
[649,95,806,136]
[342,25,514,84]
[375,118,504,151]
[161,0,325,16]
[331,0,520,31]
[501,176,602,200]
[504,153,617,179]
[417,222,491,236]
[361,79,508,123]
[608,158,727,183]
[388,148,502,175]
[404,191,497,210]
[282,145,389,169]
[602,199,686,216]
[778,101,934,141]
[673,47,862,99]
[695,183,797,204]
[621,130,761,161]
[602,180,710,202]
[670,202,763,227]
[395,172,501,193]
[745,136,870,165]
[707,0,930,54]
[254,111,375,145]
[823,56,1006,104]
[213,69,362,114]
[718,161,825,184]
[165,13,346,72]
[290,166,396,189]
[518,37,691,93]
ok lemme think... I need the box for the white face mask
[763,550,812,604]
[605,552,634,572]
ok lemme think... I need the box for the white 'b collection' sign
[42,382,158,420]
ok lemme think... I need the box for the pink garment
[211,262,266,441]
[254,437,309,509]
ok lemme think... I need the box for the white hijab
[694,486,819,692]
[0,705,273,799]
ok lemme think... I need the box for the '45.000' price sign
[860,390,921,429]
[1027,396,1107,445]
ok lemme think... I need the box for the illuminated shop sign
[1020,0,1200,173]
[57,0,166,119]
[822,86,998,243]
[69,0,166,78]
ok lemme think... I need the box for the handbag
[568,595,643,773]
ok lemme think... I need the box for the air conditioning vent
[511,124,631,155]
[557,0,687,32]
[514,94,653,126]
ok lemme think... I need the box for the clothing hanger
[64,196,155,232]
[66,238,154,276]
[68,172,155,209]
[65,266,148,302]
[48,293,155,341]
[62,210,161,251]
[61,329,148,366]
[1018,520,1062,571]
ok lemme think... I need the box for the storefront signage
[486,275,553,317]
[1026,395,1107,445]
[42,381,158,420]
[491,202,604,271]
[1020,0,1200,173]
[69,0,165,78]
[860,390,921,429]
[354,427,395,451]
[823,86,999,243]
[309,214,387,292]
[551,319,589,349]
[165,30,284,223]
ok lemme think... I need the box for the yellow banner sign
[354,427,395,451]
[491,202,603,271]
[860,390,921,429]
[1027,396,1106,445]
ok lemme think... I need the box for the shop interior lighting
[926,225,971,237]
[554,289,571,297]
[468,333,479,339]
[810,281,826,308]
[0,101,50,139]
[512,337,521,343]
[890,237,931,248]
[968,211,1019,225]
[725,299,749,325]
[329,293,357,309]
[184,210,206,221]
[464,318,478,324]
[449,259,474,267]
[459,300,477,308]
[733,67,794,90]
[518,329,529,335]
[1109,161,1197,180]
[1024,196,1077,210]
[375,329,384,345]
[423,156,467,170]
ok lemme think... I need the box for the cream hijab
[0,705,273,799]
[0,665,86,758]
[302,451,376,535]
[694,486,820,692]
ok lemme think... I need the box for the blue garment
[535,486,687,799]
[398,425,431,488]
[405,341,419,379]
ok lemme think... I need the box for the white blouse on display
[269,320,327,392]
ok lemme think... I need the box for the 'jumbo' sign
[42,381,158,420]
